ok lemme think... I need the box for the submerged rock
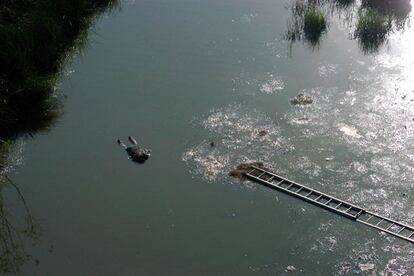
[258,130,268,137]
[290,93,313,105]
[229,161,266,181]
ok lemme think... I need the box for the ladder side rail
[247,166,414,244]
[249,166,364,212]
[245,174,357,220]
[358,211,414,232]
[358,219,414,243]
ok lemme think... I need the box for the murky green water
[3,0,414,274]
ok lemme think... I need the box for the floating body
[117,136,151,163]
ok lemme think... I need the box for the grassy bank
[0,0,118,273]
[0,0,118,139]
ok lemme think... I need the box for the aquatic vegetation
[355,9,391,53]
[362,0,411,29]
[334,0,355,9]
[229,162,266,181]
[290,93,313,105]
[0,0,119,273]
[0,0,118,139]
[0,175,39,274]
[0,0,119,166]
[285,0,411,54]
[304,7,328,45]
[285,2,328,48]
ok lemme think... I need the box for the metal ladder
[245,165,414,244]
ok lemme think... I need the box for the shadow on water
[285,0,411,54]
[0,0,119,273]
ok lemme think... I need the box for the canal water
[3,0,414,274]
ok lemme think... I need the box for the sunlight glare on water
[5,0,414,274]
[183,104,293,182]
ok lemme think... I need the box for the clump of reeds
[285,1,328,48]
[355,9,391,53]
[303,7,328,45]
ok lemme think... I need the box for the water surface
[3,0,414,274]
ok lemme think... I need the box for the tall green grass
[355,9,391,53]
[0,0,118,139]
[285,1,328,49]
[0,0,118,273]
[303,7,327,45]
[285,0,409,53]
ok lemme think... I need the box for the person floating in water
[117,136,151,163]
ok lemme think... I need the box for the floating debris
[286,265,297,272]
[229,161,266,181]
[358,263,375,272]
[258,130,268,137]
[260,74,285,94]
[290,93,313,105]
[183,105,292,181]
[338,124,362,139]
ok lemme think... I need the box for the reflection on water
[0,142,39,274]
[2,0,413,273]
[285,0,411,53]
[0,174,39,274]
[184,6,414,269]
[285,1,329,49]
[362,0,412,28]
[0,0,119,273]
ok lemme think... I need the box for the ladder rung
[398,227,406,234]
[276,180,284,185]
[247,169,256,175]
[386,223,395,230]
[355,210,364,218]
[245,167,414,244]
[365,214,373,222]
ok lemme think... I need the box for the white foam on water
[281,46,414,275]
[310,235,338,253]
[259,74,285,94]
[183,104,293,181]
[318,64,338,78]
[338,124,362,139]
